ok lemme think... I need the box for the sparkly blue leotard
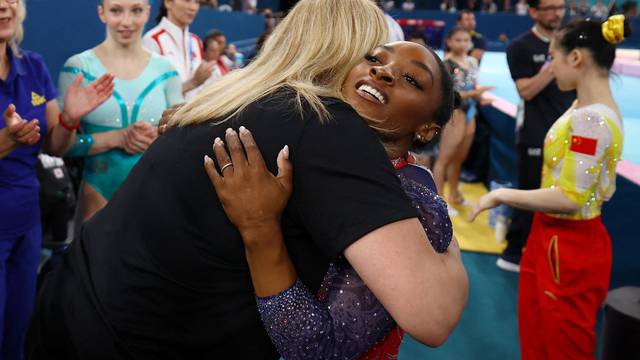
[58,50,183,199]
[257,163,453,359]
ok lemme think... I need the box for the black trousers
[501,144,544,262]
[26,253,126,360]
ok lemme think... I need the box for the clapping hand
[62,73,115,125]
[122,121,157,154]
[4,104,40,146]
[192,61,215,87]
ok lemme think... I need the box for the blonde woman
[0,1,113,359]
[27,1,467,358]
[58,0,183,223]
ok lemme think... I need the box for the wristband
[58,113,80,131]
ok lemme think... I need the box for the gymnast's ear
[98,2,107,24]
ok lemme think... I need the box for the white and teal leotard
[58,50,183,200]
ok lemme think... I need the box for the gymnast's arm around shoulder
[204,128,468,349]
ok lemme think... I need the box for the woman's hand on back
[204,127,293,247]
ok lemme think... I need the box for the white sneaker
[496,258,520,273]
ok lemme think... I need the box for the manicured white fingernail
[204,155,212,164]
[226,128,234,134]
[283,145,289,158]
[239,126,248,134]
[214,137,221,145]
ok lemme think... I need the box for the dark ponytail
[555,16,632,71]
[155,2,168,24]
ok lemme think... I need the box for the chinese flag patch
[570,136,598,156]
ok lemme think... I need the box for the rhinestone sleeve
[397,172,453,253]
[255,166,453,359]
[256,261,394,360]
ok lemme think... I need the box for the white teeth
[358,84,385,104]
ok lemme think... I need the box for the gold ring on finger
[220,163,234,173]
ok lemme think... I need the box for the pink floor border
[612,49,640,78]
[612,58,640,78]
[615,160,640,186]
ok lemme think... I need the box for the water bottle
[494,215,509,243]
[235,52,244,68]
[488,180,513,228]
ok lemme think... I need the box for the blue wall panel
[387,10,640,49]
[21,0,265,80]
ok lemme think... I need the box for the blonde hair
[173,0,388,126]
[10,0,26,57]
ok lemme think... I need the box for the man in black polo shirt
[500,0,575,272]
[457,9,486,63]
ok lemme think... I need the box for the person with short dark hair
[471,15,630,360]
[496,0,575,272]
[200,31,230,86]
[206,29,244,70]
[457,9,486,62]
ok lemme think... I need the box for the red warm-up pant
[518,213,612,360]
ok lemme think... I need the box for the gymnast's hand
[122,122,156,154]
[62,73,115,124]
[3,104,40,146]
[467,190,502,223]
[204,126,293,245]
